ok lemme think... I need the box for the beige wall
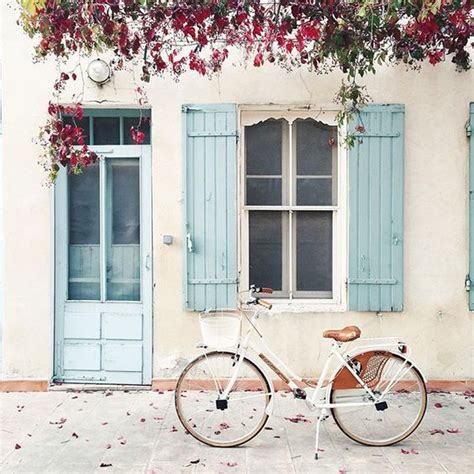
[2,4,473,382]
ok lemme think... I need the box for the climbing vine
[17,0,473,182]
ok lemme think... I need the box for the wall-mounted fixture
[163,235,174,245]
[87,58,112,86]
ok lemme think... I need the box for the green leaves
[19,0,44,15]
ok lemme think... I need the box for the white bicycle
[175,286,427,459]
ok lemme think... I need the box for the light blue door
[54,145,153,384]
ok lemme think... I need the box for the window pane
[296,119,336,176]
[123,116,151,145]
[68,165,100,300]
[106,159,141,301]
[94,117,120,145]
[245,119,283,175]
[249,212,282,291]
[246,178,282,205]
[296,212,332,294]
[63,116,90,145]
[297,178,333,206]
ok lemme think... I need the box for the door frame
[53,145,153,384]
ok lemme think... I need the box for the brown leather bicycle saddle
[323,325,361,342]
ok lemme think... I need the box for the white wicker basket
[199,310,242,349]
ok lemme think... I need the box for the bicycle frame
[209,304,418,413]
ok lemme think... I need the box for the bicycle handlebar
[257,299,273,310]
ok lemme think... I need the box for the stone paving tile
[1,390,473,473]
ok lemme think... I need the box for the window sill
[268,300,346,314]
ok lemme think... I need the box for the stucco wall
[2,4,473,382]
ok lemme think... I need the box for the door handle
[145,254,151,271]
[186,233,194,253]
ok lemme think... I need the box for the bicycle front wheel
[330,352,427,446]
[175,351,272,447]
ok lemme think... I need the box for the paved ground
[1,389,473,473]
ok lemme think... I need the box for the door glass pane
[249,211,282,291]
[295,212,332,294]
[106,159,141,301]
[68,165,100,300]
[296,119,337,205]
[94,117,120,145]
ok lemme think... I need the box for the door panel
[55,146,152,385]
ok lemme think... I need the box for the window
[63,109,151,146]
[242,113,341,301]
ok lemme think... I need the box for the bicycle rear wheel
[330,352,427,446]
[175,351,271,447]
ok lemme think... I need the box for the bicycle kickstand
[314,408,328,460]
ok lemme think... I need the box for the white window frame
[238,105,347,312]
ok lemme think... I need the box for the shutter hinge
[465,274,471,291]
[466,120,472,137]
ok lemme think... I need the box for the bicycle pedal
[293,388,307,399]
[375,401,388,411]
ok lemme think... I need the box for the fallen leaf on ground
[14,444,21,450]
[338,469,347,474]
[434,402,443,408]
[284,414,311,424]
[72,396,78,399]
[99,463,112,468]
[219,422,230,430]
[401,449,410,454]
[264,427,273,430]
[105,391,113,397]
[72,432,79,439]
[220,461,238,467]
[170,426,178,432]
[140,418,146,422]
[189,459,200,464]
[105,443,112,449]
[27,433,32,437]
[49,417,67,425]
[274,435,281,438]
[447,428,460,434]
[411,449,419,454]
[429,429,444,435]
[101,422,108,426]
[153,416,163,421]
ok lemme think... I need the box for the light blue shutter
[348,104,405,312]
[469,103,474,310]
[183,104,238,311]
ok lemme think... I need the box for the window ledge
[268,300,346,314]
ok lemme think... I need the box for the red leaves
[220,461,238,468]
[447,428,460,434]
[434,402,443,408]
[428,50,444,65]
[130,126,146,144]
[284,414,311,424]
[429,429,444,435]
[401,448,419,455]
[14,443,21,450]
